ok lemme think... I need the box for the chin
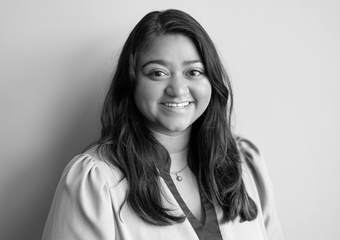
[163,123,191,133]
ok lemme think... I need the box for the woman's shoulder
[235,136,267,174]
[43,146,124,239]
[61,145,125,188]
[235,135,272,207]
[235,136,284,239]
[235,136,260,160]
[235,135,270,181]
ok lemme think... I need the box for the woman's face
[134,34,212,135]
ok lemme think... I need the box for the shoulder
[43,146,123,239]
[235,136,284,239]
[61,145,125,189]
[235,135,269,188]
[235,136,272,215]
[236,136,261,161]
[235,136,268,181]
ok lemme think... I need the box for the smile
[162,102,191,108]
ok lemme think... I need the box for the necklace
[170,164,188,181]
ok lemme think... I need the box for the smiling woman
[42,9,283,240]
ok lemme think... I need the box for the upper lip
[160,100,193,104]
[160,101,192,105]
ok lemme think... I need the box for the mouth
[161,102,191,108]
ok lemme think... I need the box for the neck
[150,127,191,171]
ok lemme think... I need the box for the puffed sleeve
[42,154,115,240]
[238,137,284,240]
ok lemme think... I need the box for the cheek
[134,86,149,115]
[197,80,212,107]
[134,82,158,104]
[134,79,163,116]
[134,78,150,102]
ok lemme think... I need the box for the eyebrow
[183,60,202,66]
[141,59,202,69]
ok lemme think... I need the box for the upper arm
[42,155,115,240]
[238,137,284,240]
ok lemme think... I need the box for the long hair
[96,9,257,225]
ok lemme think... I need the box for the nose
[165,75,189,97]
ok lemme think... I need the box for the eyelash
[187,69,203,77]
[147,68,204,79]
[148,70,168,77]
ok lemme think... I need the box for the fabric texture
[42,138,283,240]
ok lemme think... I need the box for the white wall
[1,0,339,239]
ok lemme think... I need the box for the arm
[238,137,284,240]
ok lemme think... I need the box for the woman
[43,9,283,240]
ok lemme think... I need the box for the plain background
[1,0,339,239]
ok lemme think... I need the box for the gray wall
[1,0,339,239]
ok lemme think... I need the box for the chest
[107,175,268,240]
[170,167,205,223]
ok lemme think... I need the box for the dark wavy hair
[95,9,257,225]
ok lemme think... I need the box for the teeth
[163,102,190,108]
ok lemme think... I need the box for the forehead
[138,34,201,65]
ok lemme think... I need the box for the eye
[148,70,168,79]
[187,69,203,77]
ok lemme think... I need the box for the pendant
[170,164,188,181]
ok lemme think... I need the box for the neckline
[156,153,223,239]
